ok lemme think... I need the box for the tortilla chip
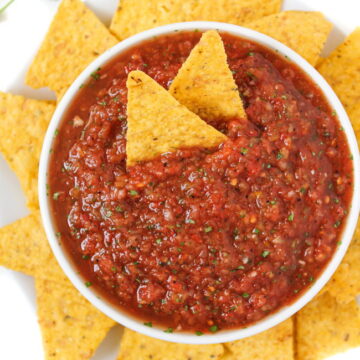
[110,0,282,40]
[317,28,360,111]
[25,0,118,99]
[296,292,360,360]
[169,30,246,122]
[322,218,360,304]
[246,11,332,66]
[126,70,227,166]
[117,328,224,360]
[0,212,68,283]
[348,105,360,147]
[0,92,55,210]
[36,278,115,360]
[224,318,294,360]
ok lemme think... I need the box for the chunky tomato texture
[49,32,353,333]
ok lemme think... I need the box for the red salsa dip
[49,31,353,334]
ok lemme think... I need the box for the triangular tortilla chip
[169,30,246,122]
[0,92,55,210]
[322,218,360,304]
[0,212,68,284]
[296,292,360,360]
[110,0,282,40]
[317,28,360,111]
[36,278,115,360]
[116,328,224,360]
[246,11,332,66]
[224,318,294,360]
[26,0,118,99]
[126,70,227,166]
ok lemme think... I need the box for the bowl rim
[39,21,360,345]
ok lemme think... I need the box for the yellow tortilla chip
[117,328,224,360]
[246,11,332,66]
[0,92,55,210]
[110,0,282,40]
[322,218,360,304]
[317,28,360,111]
[0,212,68,284]
[26,0,118,99]
[296,292,360,360]
[348,105,360,147]
[126,70,227,166]
[224,318,294,360]
[36,278,115,360]
[169,30,246,122]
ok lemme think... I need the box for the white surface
[0,0,359,358]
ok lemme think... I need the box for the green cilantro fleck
[115,205,123,212]
[288,212,294,221]
[242,292,250,298]
[334,220,341,228]
[204,226,213,233]
[129,190,138,196]
[164,328,173,333]
[187,219,196,224]
[276,152,283,160]
[82,254,90,260]
[261,250,270,258]
[270,200,277,205]
[53,192,61,200]
[195,331,203,336]
[240,147,248,155]
[156,238,162,244]
[253,228,260,234]
[144,322,153,327]
[85,281,92,287]
[209,325,218,333]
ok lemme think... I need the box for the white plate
[0,0,359,358]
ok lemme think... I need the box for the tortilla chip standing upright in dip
[126,70,227,166]
[169,30,246,122]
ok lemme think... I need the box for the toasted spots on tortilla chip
[117,328,224,360]
[317,28,360,111]
[224,318,294,360]
[110,0,282,40]
[322,218,360,304]
[0,212,68,283]
[25,0,118,99]
[36,278,115,360]
[246,11,332,66]
[169,30,246,122]
[296,292,360,360]
[126,70,227,166]
[0,92,55,210]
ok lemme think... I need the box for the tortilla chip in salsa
[296,292,360,360]
[126,70,227,166]
[25,0,118,99]
[36,278,115,360]
[317,28,360,111]
[116,328,224,360]
[110,0,282,40]
[246,11,332,66]
[0,92,55,210]
[224,318,293,360]
[169,30,246,122]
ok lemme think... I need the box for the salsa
[49,31,353,333]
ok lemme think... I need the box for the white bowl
[39,21,360,345]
